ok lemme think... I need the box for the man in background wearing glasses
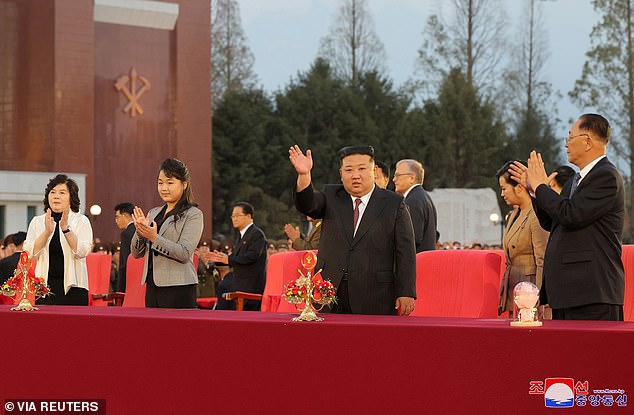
[208,201,267,311]
[511,113,625,321]
[393,159,438,253]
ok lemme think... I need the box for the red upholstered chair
[274,250,321,313]
[224,250,317,312]
[622,245,634,321]
[196,297,216,309]
[97,253,199,308]
[86,253,113,306]
[489,249,506,282]
[260,252,285,312]
[222,250,278,311]
[265,250,318,313]
[476,247,634,320]
[486,249,508,318]
[411,250,503,318]
[122,255,146,307]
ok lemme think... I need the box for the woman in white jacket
[24,174,93,305]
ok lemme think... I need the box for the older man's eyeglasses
[564,133,590,143]
[393,172,413,179]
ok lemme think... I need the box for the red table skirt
[1,305,633,414]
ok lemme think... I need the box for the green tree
[275,59,411,187]
[212,89,295,239]
[317,0,387,85]
[413,0,507,96]
[212,59,417,239]
[353,71,413,164]
[420,68,508,189]
[275,59,347,187]
[569,0,634,238]
[211,0,257,109]
[502,0,560,167]
[507,109,560,169]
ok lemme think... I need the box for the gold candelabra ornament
[1,252,51,311]
[282,251,337,321]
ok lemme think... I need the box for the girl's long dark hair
[159,158,197,221]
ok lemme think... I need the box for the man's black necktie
[570,172,582,196]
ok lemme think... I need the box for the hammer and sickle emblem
[114,67,151,117]
[301,251,317,270]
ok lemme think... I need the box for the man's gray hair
[396,159,424,184]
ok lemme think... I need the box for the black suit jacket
[117,223,135,292]
[532,157,625,309]
[228,224,267,294]
[0,252,20,283]
[295,184,416,315]
[405,185,438,252]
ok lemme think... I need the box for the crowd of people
[0,113,626,321]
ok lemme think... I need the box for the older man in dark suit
[511,113,625,321]
[289,145,416,316]
[393,159,438,252]
[208,202,267,311]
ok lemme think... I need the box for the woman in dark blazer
[496,160,549,318]
[131,158,203,308]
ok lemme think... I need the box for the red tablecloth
[1,305,632,414]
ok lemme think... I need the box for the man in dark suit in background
[208,202,267,311]
[374,160,391,189]
[212,263,235,310]
[289,145,416,316]
[0,232,26,282]
[511,113,625,321]
[393,159,438,252]
[114,202,135,292]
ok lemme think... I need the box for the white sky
[237,0,599,139]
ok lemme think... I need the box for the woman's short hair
[495,160,526,187]
[43,174,81,213]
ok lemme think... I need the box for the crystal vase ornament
[510,281,542,327]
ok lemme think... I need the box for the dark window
[27,205,37,228]
[0,205,5,238]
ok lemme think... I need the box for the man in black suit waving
[209,202,267,311]
[289,145,416,316]
[511,113,625,321]
[393,159,438,252]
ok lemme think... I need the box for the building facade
[0,0,212,243]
